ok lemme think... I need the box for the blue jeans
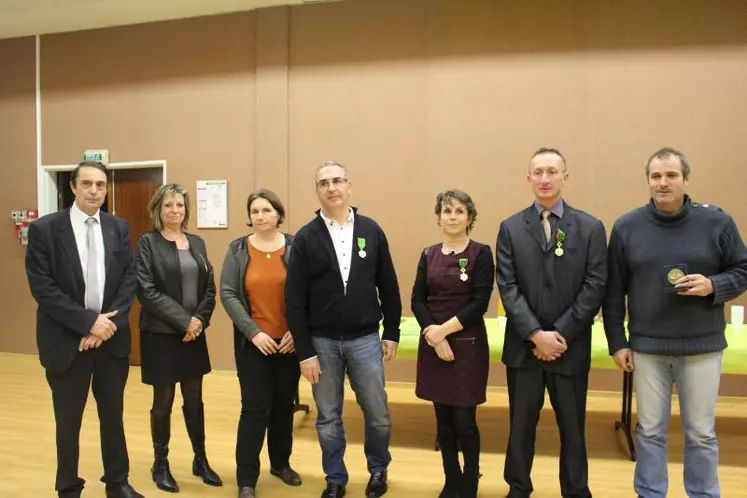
[633,351,722,498]
[311,333,392,485]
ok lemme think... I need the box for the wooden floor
[1,352,745,498]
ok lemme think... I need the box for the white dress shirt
[70,202,106,312]
[320,207,355,293]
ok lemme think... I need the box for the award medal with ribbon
[459,258,469,282]
[555,229,566,257]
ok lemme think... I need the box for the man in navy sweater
[286,160,402,498]
[603,147,747,498]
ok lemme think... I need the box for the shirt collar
[320,207,354,227]
[534,198,564,219]
[70,201,101,225]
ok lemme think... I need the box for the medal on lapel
[459,258,469,281]
[357,237,367,258]
[555,229,566,257]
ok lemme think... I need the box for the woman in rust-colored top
[220,189,301,498]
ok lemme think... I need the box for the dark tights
[152,377,203,416]
[434,403,481,498]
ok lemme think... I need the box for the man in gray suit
[496,148,607,498]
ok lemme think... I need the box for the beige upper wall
[1,0,745,369]
[0,37,38,355]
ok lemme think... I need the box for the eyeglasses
[316,177,348,189]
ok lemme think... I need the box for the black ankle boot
[182,403,223,487]
[150,410,179,493]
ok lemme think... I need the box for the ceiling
[0,0,342,39]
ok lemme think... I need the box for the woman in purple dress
[412,190,494,498]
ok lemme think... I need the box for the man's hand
[530,331,567,362]
[434,340,455,362]
[278,331,296,354]
[675,274,714,297]
[252,332,279,356]
[613,348,635,372]
[382,340,398,361]
[79,334,103,352]
[300,357,322,384]
[424,324,446,347]
[89,310,118,341]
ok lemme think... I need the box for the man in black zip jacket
[603,147,747,498]
[286,160,402,498]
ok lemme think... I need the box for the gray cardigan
[220,233,294,344]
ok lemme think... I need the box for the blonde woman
[136,183,222,492]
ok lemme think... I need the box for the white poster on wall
[196,180,228,228]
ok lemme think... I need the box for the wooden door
[111,168,163,365]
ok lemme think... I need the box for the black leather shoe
[271,467,302,486]
[366,471,388,497]
[320,482,346,498]
[105,482,145,498]
[238,486,256,498]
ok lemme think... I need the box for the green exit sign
[83,149,110,165]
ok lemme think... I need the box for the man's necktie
[541,210,552,245]
[85,217,101,312]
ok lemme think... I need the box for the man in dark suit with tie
[496,148,607,498]
[26,161,144,498]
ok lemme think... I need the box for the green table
[396,318,747,374]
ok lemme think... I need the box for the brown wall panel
[0,37,39,355]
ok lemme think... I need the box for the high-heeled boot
[151,409,179,492]
[182,403,223,486]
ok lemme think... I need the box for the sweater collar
[647,194,691,224]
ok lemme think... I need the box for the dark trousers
[504,367,591,498]
[235,343,301,487]
[45,348,130,495]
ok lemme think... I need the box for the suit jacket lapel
[556,202,575,251]
[57,211,85,287]
[522,206,548,252]
[100,213,116,276]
